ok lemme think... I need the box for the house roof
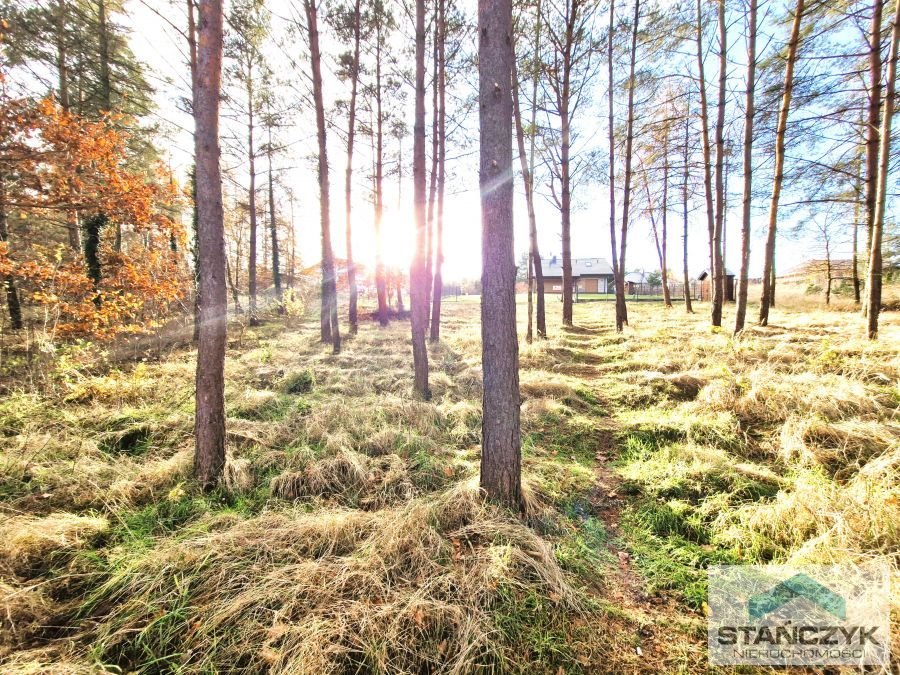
[541,256,614,277]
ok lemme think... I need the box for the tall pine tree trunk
[711,0,727,326]
[512,59,545,342]
[193,0,227,490]
[411,0,430,397]
[267,124,282,313]
[759,0,804,325]
[734,0,756,334]
[618,0,640,331]
[863,0,885,317]
[479,0,521,510]
[374,23,389,326]
[305,0,340,352]
[247,78,259,325]
[560,101,574,327]
[430,0,446,342]
[345,0,361,334]
[608,0,624,327]
[867,0,900,338]
[695,0,716,312]
[682,115,694,314]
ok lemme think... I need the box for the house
[540,256,615,294]
[697,268,736,302]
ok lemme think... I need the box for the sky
[123,0,862,284]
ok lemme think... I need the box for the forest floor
[0,295,897,674]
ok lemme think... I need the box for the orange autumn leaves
[0,97,190,338]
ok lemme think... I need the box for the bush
[281,370,314,395]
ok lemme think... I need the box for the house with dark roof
[540,256,615,294]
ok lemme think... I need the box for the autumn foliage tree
[0,94,188,338]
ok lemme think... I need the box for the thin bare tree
[759,0,804,326]
[304,0,341,351]
[410,0,430,397]
[867,0,900,338]
[734,0,757,334]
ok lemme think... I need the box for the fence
[569,281,702,302]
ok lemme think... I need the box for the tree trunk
[306,0,341,352]
[247,76,259,326]
[618,0,640,331]
[852,153,862,304]
[430,0,446,342]
[374,22,389,326]
[863,0,885,318]
[660,133,671,307]
[608,0,625,328]
[98,0,121,253]
[512,59,545,342]
[528,0,546,339]
[411,0,430,397]
[345,0,361,334]
[734,0,756,334]
[479,0,521,511]
[711,0,727,326]
[58,1,81,252]
[867,0,900,339]
[267,125,282,313]
[0,173,23,330]
[225,256,242,313]
[759,0,804,326]
[425,5,441,334]
[560,102,573,327]
[193,0,227,490]
[695,0,716,312]
[682,115,694,314]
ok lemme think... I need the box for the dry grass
[0,291,897,673]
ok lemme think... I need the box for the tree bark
[863,0,885,317]
[560,81,573,325]
[345,0,361,334]
[479,0,521,510]
[682,114,694,314]
[374,20,389,326]
[247,74,259,326]
[867,0,900,339]
[430,0,446,342]
[0,173,23,330]
[711,0,727,327]
[512,59,545,342]
[618,0,640,331]
[759,0,804,326]
[57,0,80,252]
[193,0,227,490]
[411,0,430,397]
[734,0,756,334]
[608,0,624,327]
[305,0,341,352]
[852,151,862,304]
[425,3,441,334]
[267,117,282,312]
[695,0,716,313]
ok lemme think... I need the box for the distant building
[779,259,856,287]
[539,256,615,294]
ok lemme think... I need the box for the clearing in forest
[0,299,897,673]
